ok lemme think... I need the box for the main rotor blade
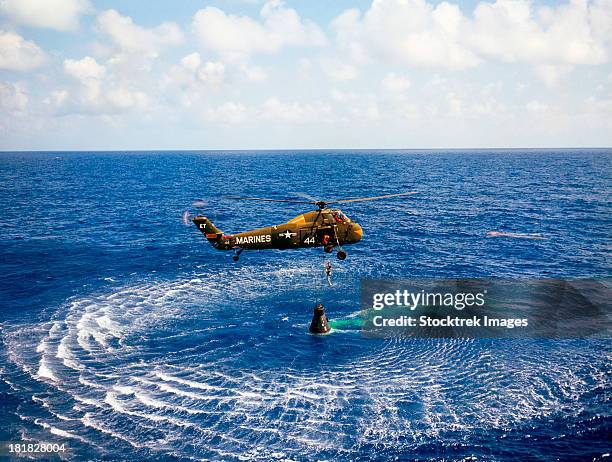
[328,191,418,204]
[289,191,319,202]
[223,196,316,205]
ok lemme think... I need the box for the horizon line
[1,147,612,154]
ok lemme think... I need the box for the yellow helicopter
[187,192,417,261]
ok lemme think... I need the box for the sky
[0,0,611,150]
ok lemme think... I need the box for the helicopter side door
[316,226,334,247]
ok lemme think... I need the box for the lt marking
[280,230,296,239]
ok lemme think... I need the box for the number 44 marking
[304,236,316,245]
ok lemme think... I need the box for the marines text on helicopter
[186,192,417,261]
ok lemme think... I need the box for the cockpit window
[332,211,349,223]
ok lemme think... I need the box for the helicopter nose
[352,223,363,242]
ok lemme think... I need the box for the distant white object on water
[487,231,545,239]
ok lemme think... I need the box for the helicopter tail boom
[193,216,225,246]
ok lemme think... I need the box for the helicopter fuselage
[193,209,363,259]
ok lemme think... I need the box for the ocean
[0,150,610,461]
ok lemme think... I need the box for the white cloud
[331,89,358,103]
[64,56,106,80]
[197,61,226,86]
[332,77,513,123]
[330,9,368,65]
[192,0,326,61]
[181,52,201,72]
[106,86,148,110]
[240,64,267,81]
[166,52,225,88]
[534,64,573,88]
[43,89,68,107]
[205,102,247,124]
[0,30,45,71]
[63,56,105,108]
[0,81,28,111]
[60,56,149,114]
[333,0,479,70]
[160,53,227,108]
[333,0,612,70]
[330,91,382,121]
[162,51,270,109]
[527,100,549,113]
[0,0,91,31]
[326,62,357,81]
[2,0,612,149]
[584,95,612,116]
[260,97,331,123]
[96,9,184,57]
[357,95,382,120]
[470,0,609,65]
[175,53,265,87]
[382,72,411,92]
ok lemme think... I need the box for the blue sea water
[0,150,610,461]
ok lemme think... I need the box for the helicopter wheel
[337,250,347,260]
[324,245,334,253]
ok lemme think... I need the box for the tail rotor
[182,199,208,226]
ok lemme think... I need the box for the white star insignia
[280,230,296,239]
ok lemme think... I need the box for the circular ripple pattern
[3,264,609,461]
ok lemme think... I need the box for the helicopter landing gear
[331,226,347,260]
[324,245,334,253]
[232,248,244,261]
